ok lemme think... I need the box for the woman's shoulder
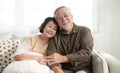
[26,35,40,44]
[29,35,40,40]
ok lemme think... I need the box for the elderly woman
[2,17,58,73]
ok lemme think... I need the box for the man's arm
[51,66,64,73]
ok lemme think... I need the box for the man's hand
[46,53,68,66]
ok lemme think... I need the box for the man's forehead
[55,9,69,16]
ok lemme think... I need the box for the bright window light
[0,0,98,35]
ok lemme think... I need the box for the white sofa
[0,33,120,73]
[92,51,120,73]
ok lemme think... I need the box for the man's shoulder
[77,25,89,29]
[77,25,91,31]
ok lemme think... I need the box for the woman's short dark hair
[39,17,58,33]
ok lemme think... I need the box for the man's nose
[62,17,66,21]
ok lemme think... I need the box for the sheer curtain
[0,0,98,35]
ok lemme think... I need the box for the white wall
[93,0,120,59]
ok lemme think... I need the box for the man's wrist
[51,66,63,73]
[63,56,68,62]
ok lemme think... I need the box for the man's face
[55,8,73,32]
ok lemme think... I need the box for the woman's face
[43,20,57,38]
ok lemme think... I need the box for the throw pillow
[0,39,20,72]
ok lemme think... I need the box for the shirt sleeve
[47,37,58,55]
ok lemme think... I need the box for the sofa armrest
[100,53,120,73]
[92,51,109,73]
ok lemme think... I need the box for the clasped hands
[45,53,67,66]
[37,53,67,66]
[37,53,66,73]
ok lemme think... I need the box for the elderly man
[46,6,94,73]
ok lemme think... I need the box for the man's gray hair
[54,6,73,18]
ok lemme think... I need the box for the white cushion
[2,60,50,73]
[2,52,50,73]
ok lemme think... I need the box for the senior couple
[2,6,93,73]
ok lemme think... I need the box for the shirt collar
[72,23,79,33]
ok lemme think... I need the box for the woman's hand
[35,56,47,65]
[46,53,68,66]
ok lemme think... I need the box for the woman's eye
[53,28,57,30]
[48,25,52,28]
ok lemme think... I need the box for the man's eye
[64,14,68,17]
[57,17,62,20]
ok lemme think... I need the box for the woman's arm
[15,53,38,61]
[13,36,47,65]
[15,53,47,65]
